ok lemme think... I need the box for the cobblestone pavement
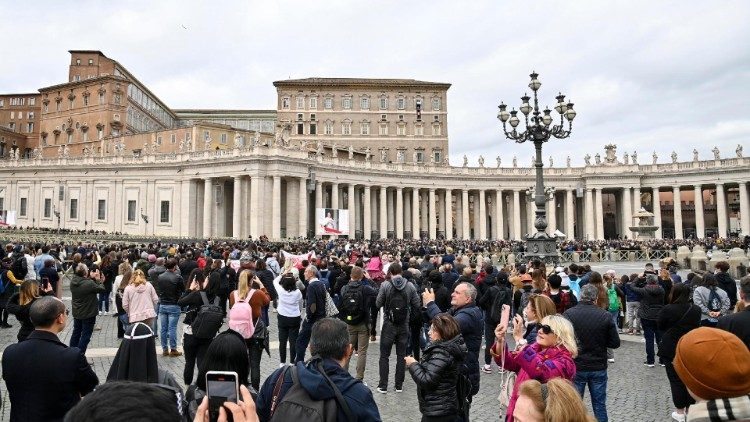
[0,262,683,421]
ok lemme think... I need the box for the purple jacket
[494,342,577,421]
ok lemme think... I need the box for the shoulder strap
[269,365,292,418]
[315,360,354,422]
[199,291,209,306]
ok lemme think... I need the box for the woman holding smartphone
[491,314,578,422]
[229,270,270,390]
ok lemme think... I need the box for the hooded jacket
[375,275,421,326]
[256,358,382,422]
[408,334,467,417]
[426,300,484,396]
[715,271,738,308]
[627,282,665,320]
[70,274,106,319]
[122,282,159,323]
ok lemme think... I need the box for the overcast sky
[2,0,748,166]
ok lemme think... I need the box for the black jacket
[2,330,99,422]
[563,301,621,372]
[716,272,738,309]
[408,335,467,417]
[477,282,511,326]
[156,270,184,305]
[627,283,665,320]
[657,303,701,360]
[5,291,55,342]
[718,306,750,350]
[178,290,218,326]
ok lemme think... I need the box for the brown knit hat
[673,327,750,400]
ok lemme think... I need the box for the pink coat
[494,342,577,421]
[122,283,159,323]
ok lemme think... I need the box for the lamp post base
[524,233,560,264]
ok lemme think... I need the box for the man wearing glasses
[2,296,99,422]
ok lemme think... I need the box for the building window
[432,124,442,136]
[28,98,35,106]
[297,123,304,135]
[220,133,227,144]
[76,59,81,65]
[324,121,333,135]
[296,96,304,109]
[415,124,423,136]
[56,101,61,112]
[309,123,317,135]
[82,131,88,142]
[379,123,388,135]
[8,123,15,131]
[397,97,405,110]
[28,112,34,119]
[97,127,103,140]
[342,121,351,135]
[361,98,369,110]
[43,103,48,113]
[26,123,34,133]
[281,97,290,109]
[324,97,333,109]
[69,198,78,219]
[42,134,48,146]
[0,99,3,107]
[342,97,352,110]
[67,132,73,143]
[19,198,27,217]
[171,134,176,143]
[432,97,441,110]
[83,96,89,106]
[297,113,303,121]
[127,200,136,222]
[397,124,406,136]
[160,201,170,223]
[309,97,317,109]
[69,99,75,109]
[97,199,106,220]
[114,93,121,105]
[44,198,52,218]
[434,151,441,163]
[416,151,424,163]
[361,122,370,135]
[204,131,210,141]
[380,97,388,109]
[99,92,105,104]
[88,59,94,65]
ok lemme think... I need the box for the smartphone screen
[499,304,511,333]
[206,371,239,422]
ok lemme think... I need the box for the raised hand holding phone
[495,304,511,343]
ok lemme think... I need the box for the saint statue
[594,153,601,165]
[549,156,553,168]
[712,146,720,160]
[671,151,678,163]
[462,155,468,167]
[496,156,501,168]
[737,144,744,158]
[652,151,658,164]
[512,156,517,167]
[380,148,388,163]
[584,154,591,166]
[623,152,629,165]
[331,142,338,158]
[632,151,638,164]
[364,147,371,161]
[566,156,571,168]
[693,149,699,161]
[478,155,485,167]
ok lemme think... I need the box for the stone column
[203,178,212,238]
[331,182,339,209]
[478,189,487,240]
[595,188,604,240]
[512,190,521,240]
[633,187,641,214]
[547,192,556,235]
[622,187,632,239]
[363,185,372,239]
[420,190,428,236]
[694,185,705,239]
[272,176,281,239]
[428,188,437,239]
[455,192,463,238]
[396,187,404,239]
[233,176,242,238]
[298,177,308,237]
[387,189,395,235]
[412,188,420,239]
[716,183,727,238]
[348,184,356,237]
[652,187,662,239]
[462,190,470,239]
[740,182,750,236]
[380,186,388,239]
[565,189,575,239]
[584,188,594,239]
[494,190,504,240]
[527,197,535,234]
[673,186,683,239]
[445,189,453,240]
[315,181,323,212]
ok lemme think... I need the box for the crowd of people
[0,238,748,421]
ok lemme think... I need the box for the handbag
[497,342,516,409]
[325,289,339,317]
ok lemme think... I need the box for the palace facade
[0,51,748,240]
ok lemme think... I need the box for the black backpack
[11,255,27,280]
[269,361,354,422]
[488,285,511,326]
[340,284,366,325]
[707,287,722,313]
[220,266,236,292]
[386,286,409,325]
[190,292,224,339]
[517,288,533,316]
[455,373,472,421]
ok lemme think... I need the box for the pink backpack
[228,290,256,339]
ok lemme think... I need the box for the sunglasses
[536,323,555,335]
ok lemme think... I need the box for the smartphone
[206,371,239,422]
[499,304,511,333]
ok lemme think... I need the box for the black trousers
[183,333,212,385]
[246,338,264,391]
[665,361,695,409]
[378,321,408,390]
[407,319,423,361]
[369,303,379,336]
[277,314,301,364]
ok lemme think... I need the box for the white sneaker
[671,411,686,422]
[481,364,492,374]
[98,311,103,316]
[607,358,615,363]
[279,363,285,368]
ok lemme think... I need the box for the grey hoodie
[375,275,421,324]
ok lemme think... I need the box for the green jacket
[70,275,105,319]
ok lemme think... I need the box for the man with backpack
[543,273,578,315]
[374,263,421,393]
[477,272,512,373]
[339,266,377,382]
[256,318,381,422]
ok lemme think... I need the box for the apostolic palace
[0,50,748,241]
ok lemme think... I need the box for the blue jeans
[98,291,110,312]
[574,369,608,422]
[119,313,132,334]
[641,318,662,364]
[159,304,181,350]
[70,316,96,356]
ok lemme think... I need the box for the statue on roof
[512,156,517,168]
[652,151,658,164]
[478,155,485,167]
[594,153,601,165]
[737,144,743,158]
[496,156,501,168]
[584,154,591,166]
[632,151,638,164]
[712,146,720,160]
[671,151,678,163]
[693,149,699,161]
[462,155,468,167]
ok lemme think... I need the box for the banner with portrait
[315,208,349,235]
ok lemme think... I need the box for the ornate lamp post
[497,72,576,262]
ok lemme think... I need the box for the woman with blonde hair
[492,314,578,421]
[514,378,596,422]
[228,269,270,390]
[122,269,159,327]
